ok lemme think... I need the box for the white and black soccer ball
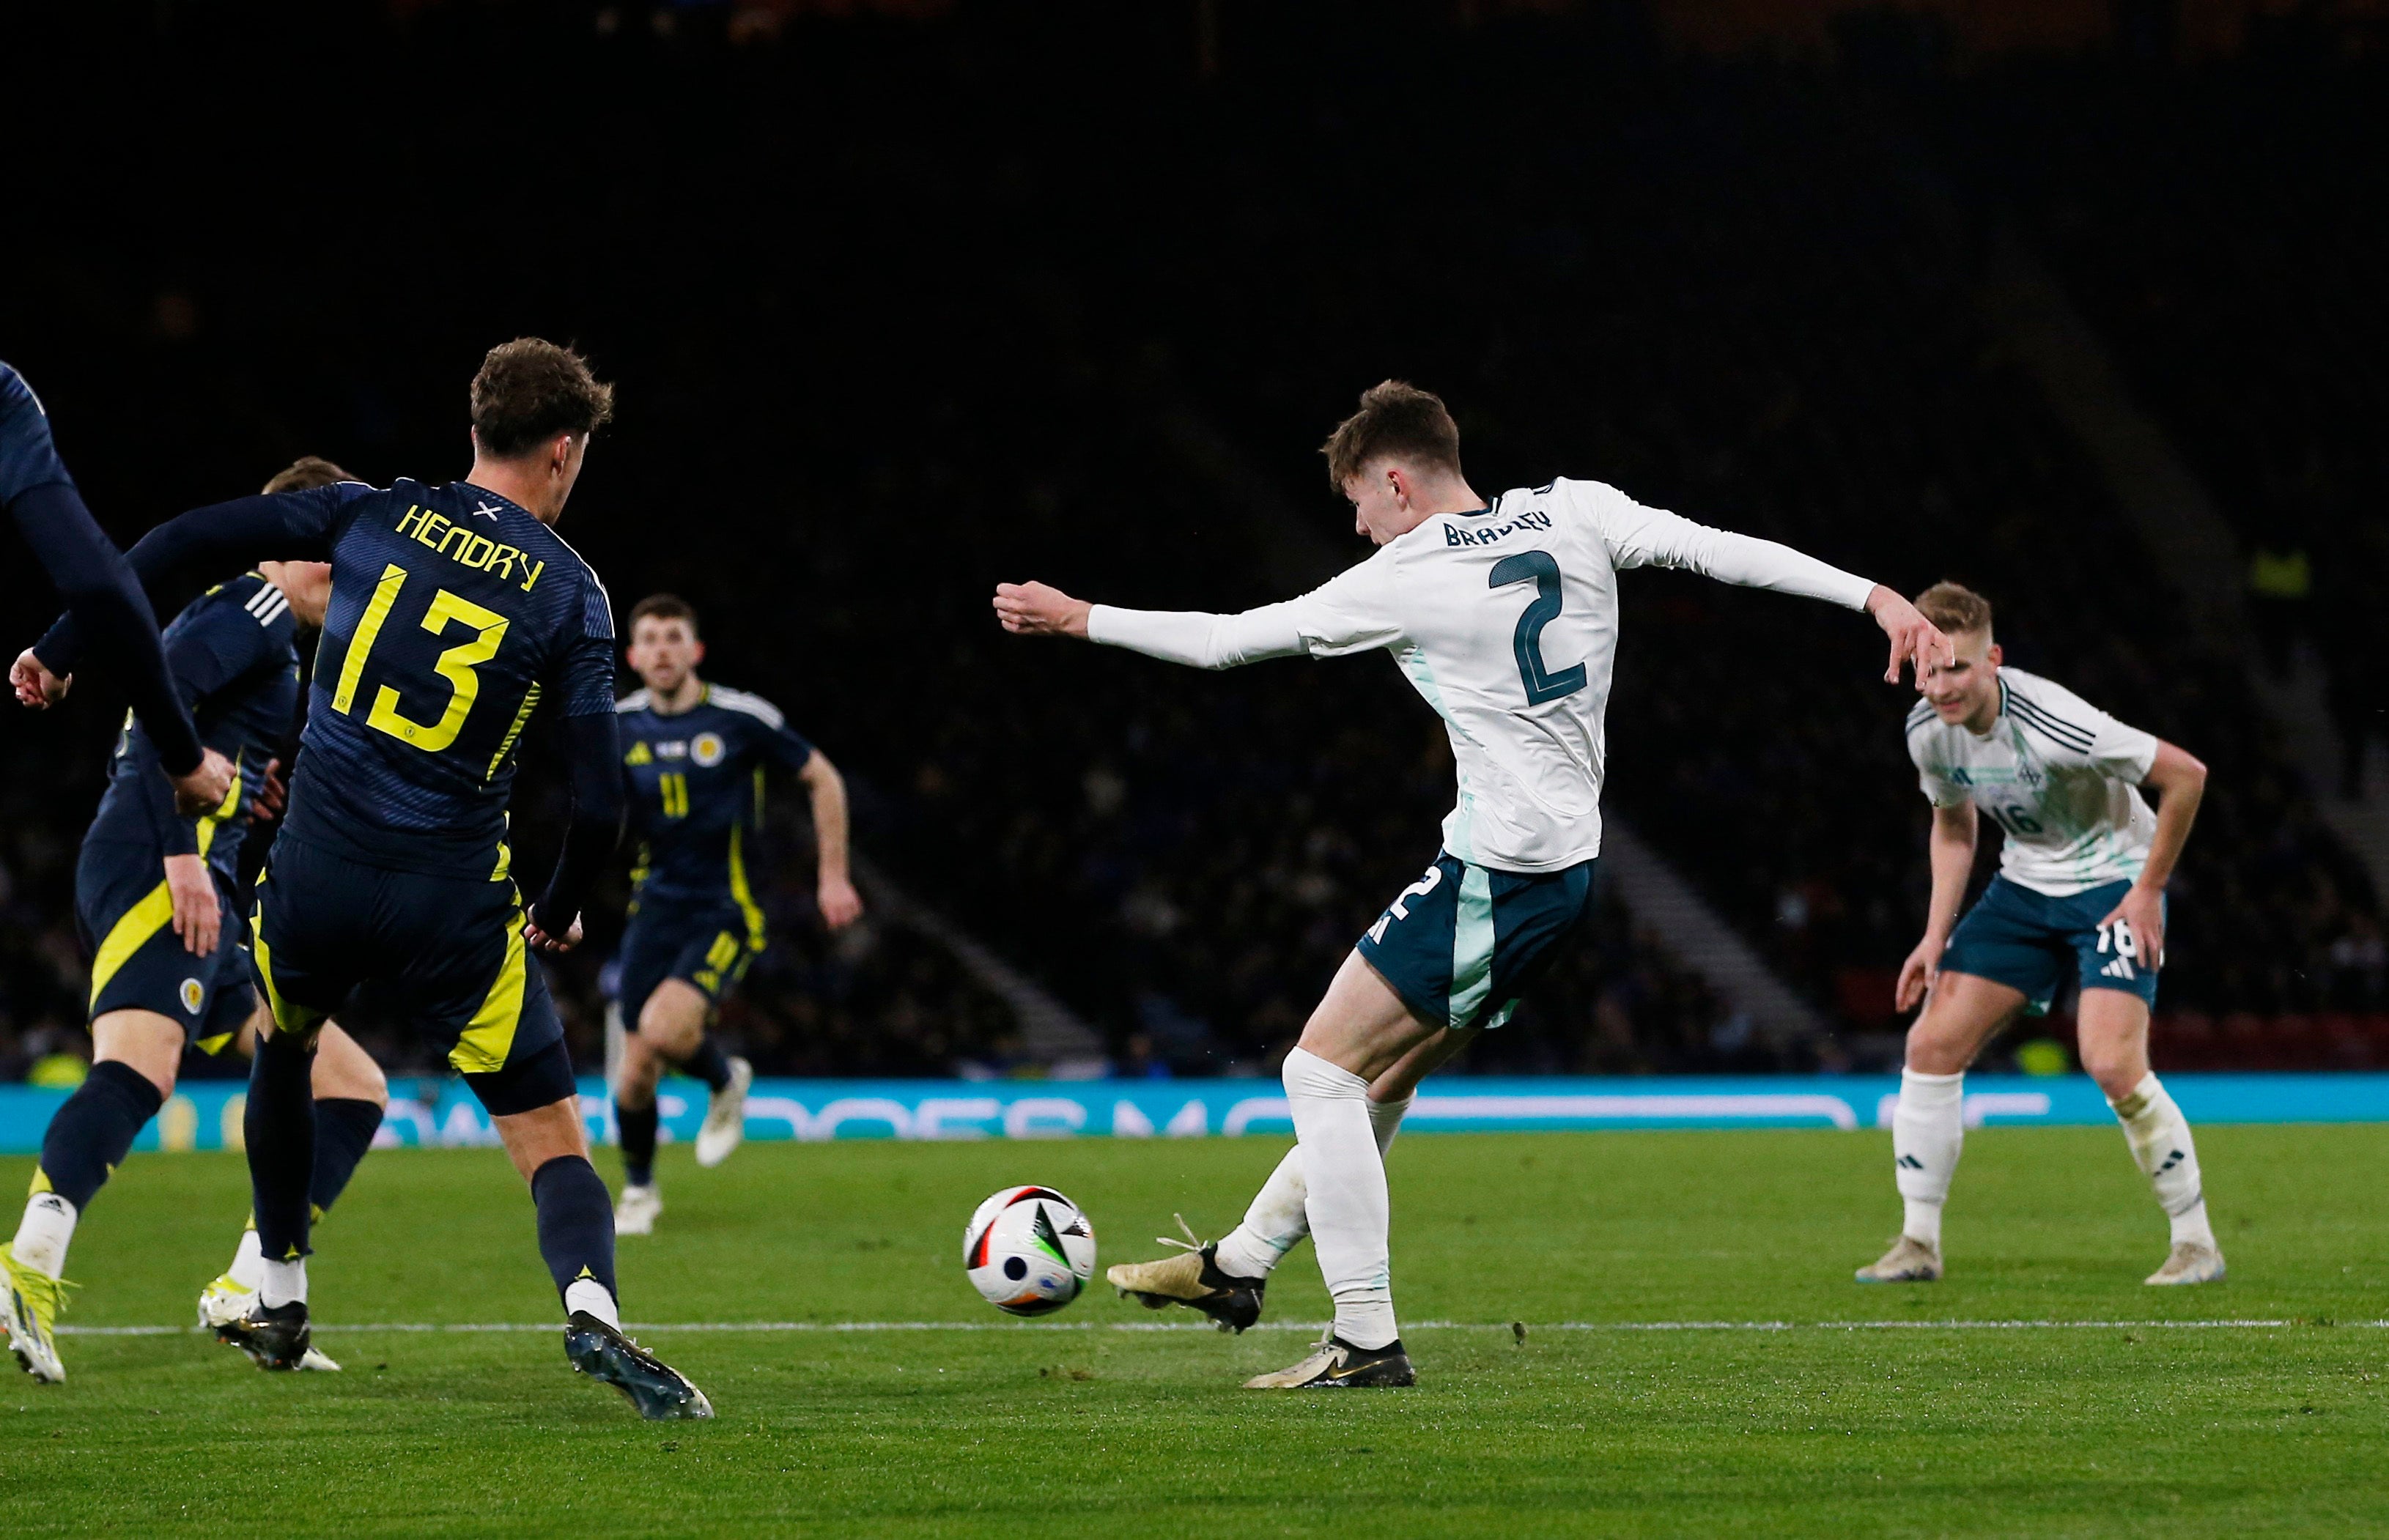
[962,1185,1097,1317]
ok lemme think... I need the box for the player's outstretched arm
[992,581,1091,637]
[2096,739,2207,970]
[994,570,1384,670]
[1897,803,1979,1013]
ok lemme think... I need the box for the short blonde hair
[1915,580,1993,637]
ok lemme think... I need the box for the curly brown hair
[470,338,615,459]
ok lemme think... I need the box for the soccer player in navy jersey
[3,363,234,815]
[1,457,389,1383]
[607,593,860,1234]
[19,341,707,1418]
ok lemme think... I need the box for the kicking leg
[2078,990,2223,1284]
[1857,972,2023,1282]
[4,1012,177,1382]
[1131,1029,1461,1331]
[1246,951,1442,1390]
[495,1096,711,1421]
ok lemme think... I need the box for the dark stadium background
[2,0,2383,1086]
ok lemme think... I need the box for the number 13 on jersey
[331,561,510,754]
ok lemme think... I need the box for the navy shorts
[251,834,574,1116]
[1356,852,1596,1031]
[614,897,761,1027]
[74,838,253,1054]
[1940,875,2162,1015]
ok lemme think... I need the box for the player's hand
[248,757,289,824]
[1895,934,1945,1013]
[2097,884,2165,972]
[993,581,1092,638]
[171,747,237,817]
[524,908,583,954]
[1864,585,1953,686]
[163,852,221,957]
[818,873,864,930]
[11,648,69,708]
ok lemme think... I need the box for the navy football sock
[531,1155,619,1308]
[616,1100,658,1188]
[34,1061,162,1211]
[679,1037,733,1095]
[245,1032,317,1263]
[309,1097,385,1217]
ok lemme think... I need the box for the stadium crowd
[1,4,2380,1082]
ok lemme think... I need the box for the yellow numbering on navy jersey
[658,771,690,819]
[331,562,510,754]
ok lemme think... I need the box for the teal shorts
[1355,852,1595,1032]
[1940,875,2162,1014]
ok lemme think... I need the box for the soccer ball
[963,1185,1097,1317]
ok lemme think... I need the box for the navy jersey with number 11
[616,686,814,908]
[264,477,617,878]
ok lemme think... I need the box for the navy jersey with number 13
[267,477,616,877]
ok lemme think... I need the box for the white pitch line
[56,1317,2386,1338]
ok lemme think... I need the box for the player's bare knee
[495,1098,591,1185]
[89,1010,185,1100]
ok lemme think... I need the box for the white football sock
[1282,1048,1397,1352]
[228,1224,265,1290]
[10,1192,78,1281]
[261,1256,307,1310]
[1214,1092,1413,1281]
[2109,1073,2217,1249]
[1892,1069,1965,1249]
[564,1278,621,1329]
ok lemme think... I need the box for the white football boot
[1243,1333,1415,1389]
[693,1056,753,1169]
[616,1183,663,1237]
[1855,1234,1943,1283]
[2146,1242,2226,1286]
[1,1243,67,1384]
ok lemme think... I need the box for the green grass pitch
[4,1124,2386,1536]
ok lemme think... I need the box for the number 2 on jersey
[331,561,509,754]
[1489,550,1587,706]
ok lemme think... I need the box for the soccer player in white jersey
[995,381,1950,1387]
[1858,581,2222,1287]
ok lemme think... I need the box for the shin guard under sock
[246,1032,317,1265]
[531,1155,619,1320]
[616,1100,660,1188]
[309,1097,385,1217]
[34,1060,161,1212]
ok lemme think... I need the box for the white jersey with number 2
[1906,667,2161,897]
[1085,477,1875,874]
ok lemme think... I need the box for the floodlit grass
[4,1125,2385,1536]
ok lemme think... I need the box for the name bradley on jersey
[1441,508,1554,547]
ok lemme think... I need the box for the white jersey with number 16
[1085,476,1875,874]
[1906,667,2161,898]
